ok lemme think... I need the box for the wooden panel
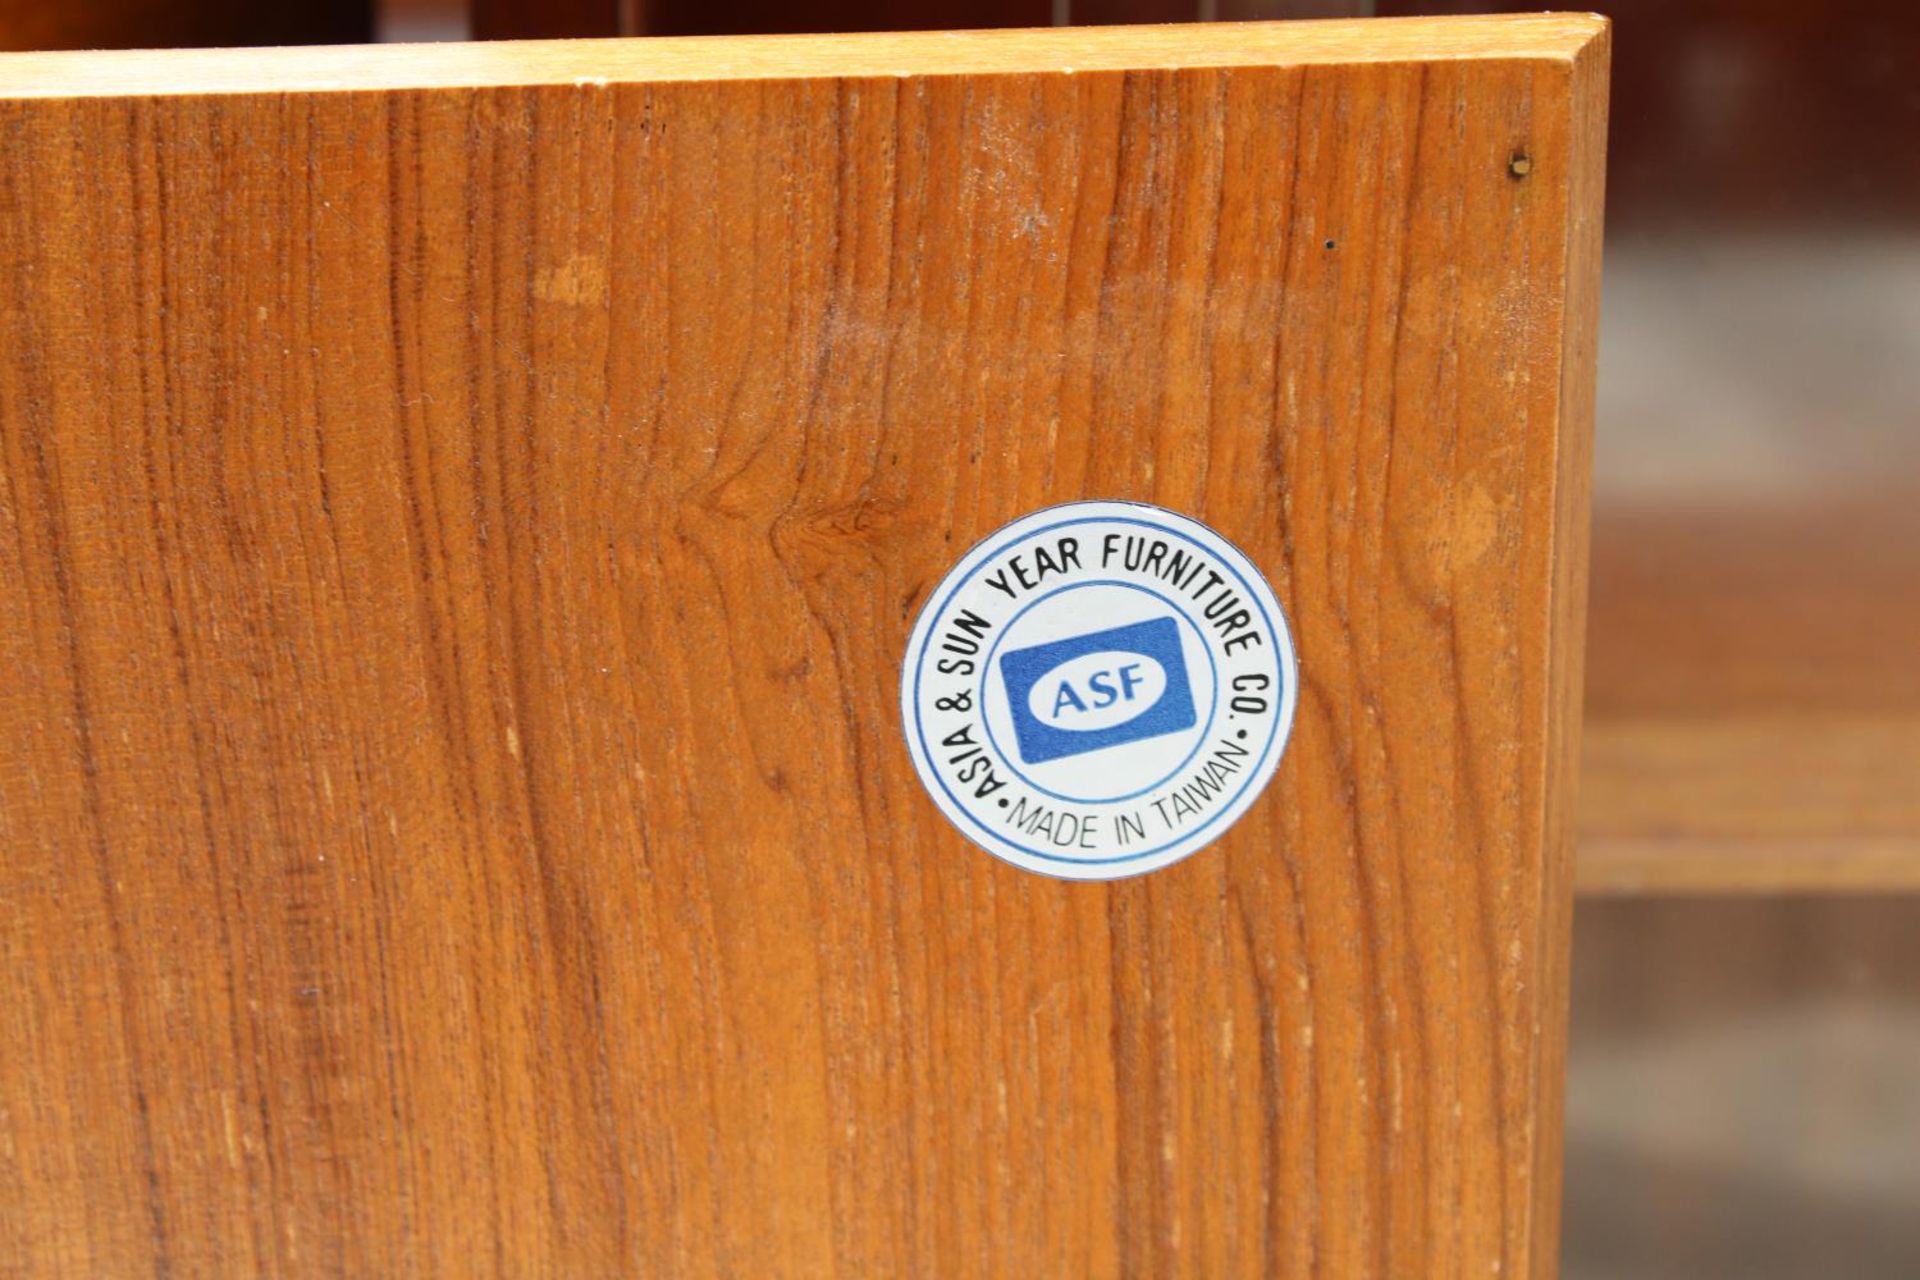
[0,18,1607,1278]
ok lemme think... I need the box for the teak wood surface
[0,17,1608,1278]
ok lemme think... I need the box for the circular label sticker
[901,501,1298,880]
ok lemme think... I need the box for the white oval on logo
[1027,650,1169,731]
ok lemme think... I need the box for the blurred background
[7,3,1915,1275]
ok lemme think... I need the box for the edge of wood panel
[1527,20,1609,1280]
[1578,712,1920,895]
[0,14,1609,101]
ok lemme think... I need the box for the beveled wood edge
[0,14,1608,102]
[1527,23,1610,1280]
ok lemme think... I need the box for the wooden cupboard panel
[472,0,627,40]
[0,0,370,52]
[0,19,1607,1277]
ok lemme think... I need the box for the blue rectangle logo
[997,616,1196,765]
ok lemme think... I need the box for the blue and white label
[1001,617,1196,764]
[901,500,1298,880]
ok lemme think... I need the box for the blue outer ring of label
[911,513,1286,867]
[975,579,1218,806]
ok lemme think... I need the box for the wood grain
[0,18,1608,1277]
